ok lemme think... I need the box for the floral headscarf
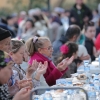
[0,50,13,68]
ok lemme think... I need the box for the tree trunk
[58,0,65,7]
[28,0,33,10]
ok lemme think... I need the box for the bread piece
[73,82,83,87]
[77,74,87,80]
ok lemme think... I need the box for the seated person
[84,22,100,61]
[55,42,78,78]
[26,36,74,86]
[0,50,31,100]
[53,24,90,61]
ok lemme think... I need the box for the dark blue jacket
[53,35,67,56]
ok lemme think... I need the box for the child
[26,36,74,86]
[55,42,78,78]
[84,22,100,61]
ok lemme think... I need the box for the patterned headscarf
[0,50,13,68]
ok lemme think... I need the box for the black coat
[69,4,92,29]
[84,36,95,61]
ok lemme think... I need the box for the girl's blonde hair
[11,39,24,53]
[25,36,50,56]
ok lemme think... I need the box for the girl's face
[73,51,78,59]
[38,40,53,58]
[0,61,13,84]
[0,37,12,53]
[10,45,25,64]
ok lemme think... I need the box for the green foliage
[0,8,12,17]
[62,0,99,10]
[87,0,99,10]
[7,0,28,12]
[0,0,99,17]
[29,0,47,9]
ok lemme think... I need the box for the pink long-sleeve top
[29,52,68,86]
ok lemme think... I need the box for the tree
[58,0,65,7]
[7,0,27,12]
[28,0,48,9]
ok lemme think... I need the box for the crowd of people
[0,0,100,99]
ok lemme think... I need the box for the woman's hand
[26,60,39,78]
[37,61,48,75]
[13,87,31,100]
[8,81,20,97]
[57,56,74,71]
[18,79,33,89]
[34,61,48,80]
[79,54,90,60]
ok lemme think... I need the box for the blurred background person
[69,0,92,30]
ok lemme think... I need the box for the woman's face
[0,37,12,53]
[85,26,96,39]
[10,45,25,64]
[0,61,13,84]
[38,40,53,58]
[25,21,33,30]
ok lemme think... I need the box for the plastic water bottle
[88,84,96,100]
[61,91,68,100]
[96,92,100,100]
[66,81,73,100]
[93,73,99,80]
[71,90,84,100]
[33,95,39,100]
[43,93,53,100]
[94,79,100,91]
[67,81,73,95]
[99,55,100,67]
[84,60,90,73]
[67,81,73,87]
[93,74,100,92]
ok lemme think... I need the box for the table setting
[31,57,100,100]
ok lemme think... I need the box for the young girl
[26,36,74,86]
[55,42,78,78]
[0,50,31,100]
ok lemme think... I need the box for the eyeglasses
[41,46,53,50]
